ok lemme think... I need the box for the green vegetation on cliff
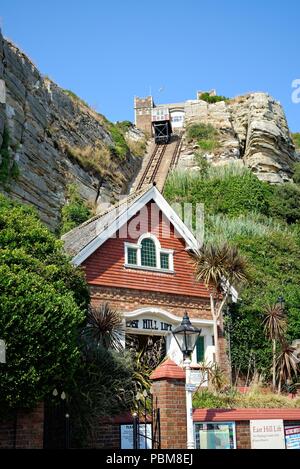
[60,184,92,235]
[0,127,19,188]
[198,92,229,104]
[164,164,300,380]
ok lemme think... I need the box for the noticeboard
[250,419,285,449]
[285,425,300,449]
[120,423,152,449]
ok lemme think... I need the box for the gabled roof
[62,184,200,266]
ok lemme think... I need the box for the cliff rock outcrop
[179,93,297,183]
[0,31,143,230]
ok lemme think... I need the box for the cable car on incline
[151,107,172,144]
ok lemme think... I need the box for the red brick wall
[235,421,251,449]
[0,403,44,449]
[87,422,120,449]
[90,285,211,320]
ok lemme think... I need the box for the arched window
[141,238,156,267]
[124,234,174,272]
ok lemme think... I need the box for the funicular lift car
[151,107,172,144]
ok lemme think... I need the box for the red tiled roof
[193,408,300,421]
[150,358,185,380]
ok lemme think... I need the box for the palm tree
[276,342,299,394]
[262,303,286,391]
[193,243,248,365]
[81,302,125,351]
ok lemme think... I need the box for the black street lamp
[172,312,201,360]
[277,296,285,310]
[172,312,201,449]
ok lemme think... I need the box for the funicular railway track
[133,135,182,193]
[136,143,168,190]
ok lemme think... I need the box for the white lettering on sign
[250,419,285,449]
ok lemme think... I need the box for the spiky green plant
[82,302,125,351]
[263,303,286,391]
[276,342,299,394]
[193,242,249,364]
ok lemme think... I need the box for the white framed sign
[250,419,285,449]
[120,423,152,449]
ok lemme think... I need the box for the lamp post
[172,312,201,449]
[277,296,285,311]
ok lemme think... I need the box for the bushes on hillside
[186,123,220,152]
[164,166,271,217]
[164,165,300,380]
[61,184,92,235]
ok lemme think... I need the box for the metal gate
[133,393,161,449]
[43,394,71,449]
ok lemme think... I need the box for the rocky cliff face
[179,93,297,183]
[0,31,142,230]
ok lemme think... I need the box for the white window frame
[124,233,174,273]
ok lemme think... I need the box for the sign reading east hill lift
[126,318,173,332]
[250,419,285,449]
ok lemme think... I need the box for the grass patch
[62,89,90,108]
[164,164,270,217]
[63,142,111,177]
[186,123,220,153]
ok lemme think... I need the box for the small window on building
[160,252,169,270]
[141,238,156,267]
[196,336,205,362]
[212,335,215,346]
[127,247,137,265]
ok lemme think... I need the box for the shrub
[0,127,19,187]
[198,92,229,104]
[107,123,129,159]
[164,166,271,217]
[268,183,300,224]
[0,195,89,413]
[292,162,300,184]
[60,184,92,235]
[292,132,300,150]
[186,123,220,153]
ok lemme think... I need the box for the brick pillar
[150,359,187,449]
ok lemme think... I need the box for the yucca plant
[193,242,248,364]
[276,342,299,394]
[81,302,125,351]
[262,303,286,391]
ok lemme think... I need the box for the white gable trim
[72,186,199,266]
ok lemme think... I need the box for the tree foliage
[0,195,89,413]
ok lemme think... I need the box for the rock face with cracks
[179,93,297,183]
[0,30,142,230]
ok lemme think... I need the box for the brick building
[63,184,229,372]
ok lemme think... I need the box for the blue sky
[1,0,299,131]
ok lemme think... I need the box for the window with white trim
[124,234,174,272]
